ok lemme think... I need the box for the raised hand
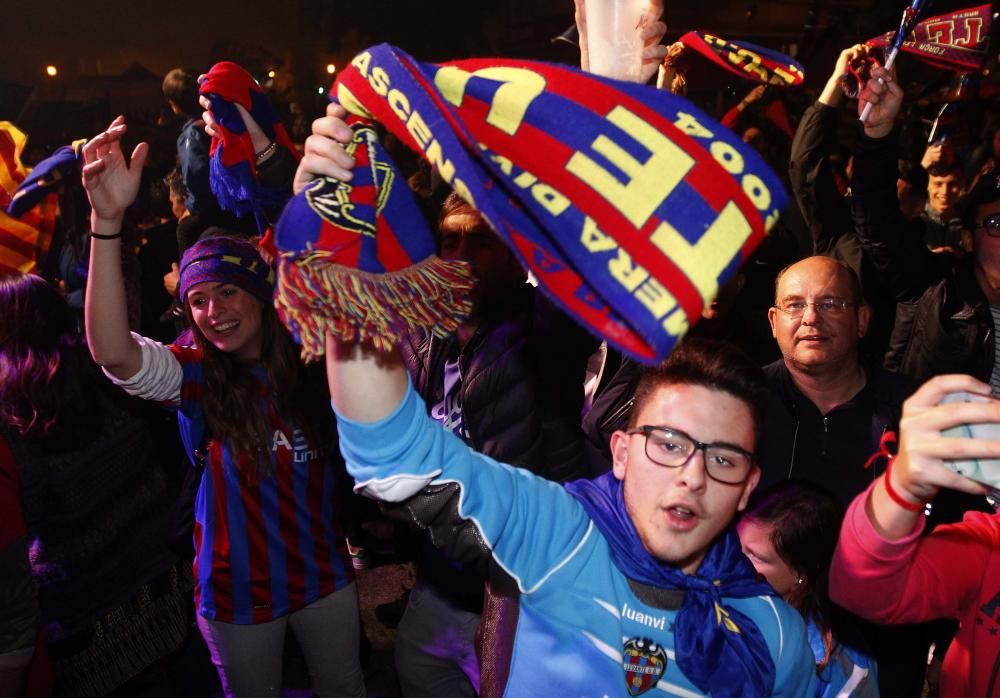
[198,88,271,153]
[858,65,903,139]
[891,375,997,503]
[575,0,667,83]
[81,116,148,230]
[293,102,356,195]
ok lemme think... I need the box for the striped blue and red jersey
[168,345,354,624]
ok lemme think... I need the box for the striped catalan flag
[0,122,57,275]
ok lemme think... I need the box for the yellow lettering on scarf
[579,217,687,337]
[566,106,695,228]
[352,51,372,77]
[532,184,570,216]
[434,66,546,136]
[369,68,390,97]
[388,89,410,121]
[336,85,373,119]
[673,112,714,139]
[406,111,432,149]
[710,141,744,175]
[650,203,751,305]
[608,248,649,292]
[729,49,769,83]
[486,152,570,216]
[425,140,456,185]
[580,217,618,253]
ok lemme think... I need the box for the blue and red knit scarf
[274,44,788,363]
[199,62,299,229]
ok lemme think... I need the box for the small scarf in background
[677,31,805,87]
[199,62,299,229]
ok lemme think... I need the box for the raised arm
[850,66,945,300]
[325,335,408,423]
[82,116,147,379]
[830,374,998,624]
[789,46,862,255]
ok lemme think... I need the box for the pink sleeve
[720,104,742,128]
[830,482,995,623]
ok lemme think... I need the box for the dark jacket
[398,284,596,609]
[401,284,595,483]
[852,130,995,384]
[757,360,915,508]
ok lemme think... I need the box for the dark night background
[0,0,993,160]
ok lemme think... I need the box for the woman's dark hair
[742,480,845,632]
[629,337,768,445]
[0,274,106,450]
[184,294,335,479]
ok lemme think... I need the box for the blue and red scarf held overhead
[199,61,299,230]
[273,43,789,364]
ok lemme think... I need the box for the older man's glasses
[626,425,754,484]
[977,213,1000,236]
[774,298,853,319]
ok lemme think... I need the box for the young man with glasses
[853,64,1000,391]
[759,255,915,507]
[325,335,816,697]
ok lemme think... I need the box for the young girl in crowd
[81,115,365,698]
[738,481,878,697]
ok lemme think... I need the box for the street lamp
[45,65,58,77]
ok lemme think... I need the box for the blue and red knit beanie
[178,236,275,303]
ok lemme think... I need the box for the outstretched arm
[82,116,147,379]
[789,46,864,254]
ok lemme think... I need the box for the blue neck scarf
[566,472,777,698]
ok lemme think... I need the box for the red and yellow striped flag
[0,122,56,275]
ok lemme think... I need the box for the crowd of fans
[3,2,1000,697]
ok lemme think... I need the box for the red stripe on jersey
[240,473,273,624]
[208,441,234,619]
[308,457,336,597]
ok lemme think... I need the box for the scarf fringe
[275,252,475,360]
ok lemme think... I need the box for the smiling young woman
[81,117,365,697]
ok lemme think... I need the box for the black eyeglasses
[977,213,1000,236]
[626,425,755,484]
[774,298,854,319]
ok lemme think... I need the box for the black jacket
[757,360,915,508]
[398,284,596,609]
[401,285,595,482]
[852,130,995,384]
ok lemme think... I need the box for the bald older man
[757,255,915,506]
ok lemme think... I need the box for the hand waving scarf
[199,62,299,229]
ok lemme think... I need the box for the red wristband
[883,458,926,513]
